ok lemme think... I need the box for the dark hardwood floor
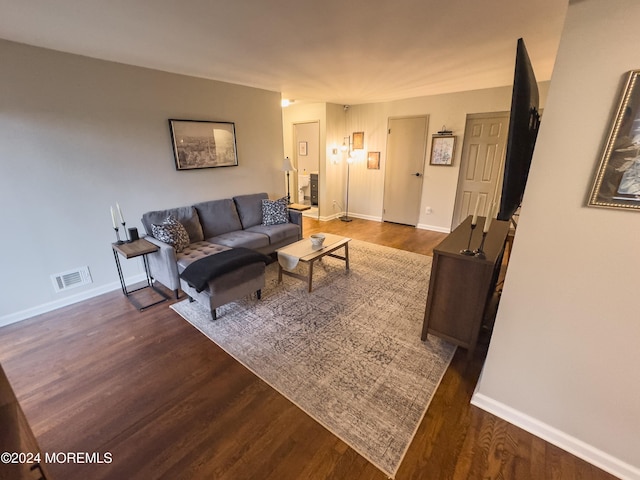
[0,218,617,479]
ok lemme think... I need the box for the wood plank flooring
[0,218,618,480]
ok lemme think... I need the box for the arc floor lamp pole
[340,157,353,222]
[340,135,353,222]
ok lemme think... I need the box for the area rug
[170,239,456,477]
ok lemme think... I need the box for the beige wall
[473,1,640,478]
[0,40,284,324]
[336,83,549,231]
[283,85,551,230]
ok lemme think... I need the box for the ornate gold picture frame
[588,70,640,210]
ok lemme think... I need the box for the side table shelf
[112,239,169,311]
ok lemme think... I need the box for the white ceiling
[0,0,568,105]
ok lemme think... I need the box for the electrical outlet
[425,207,433,214]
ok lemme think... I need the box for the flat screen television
[497,38,541,222]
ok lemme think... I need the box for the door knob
[412,172,422,177]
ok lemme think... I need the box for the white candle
[483,203,495,233]
[110,206,117,229]
[471,196,480,226]
[116,202,125,224]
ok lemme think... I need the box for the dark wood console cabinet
[421,215,509,358]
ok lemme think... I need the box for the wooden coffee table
[276,233,351,292]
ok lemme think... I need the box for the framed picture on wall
[353,132,365,149]
[430,135,456,166]
[588,70,640,210]
[299,141,308,156]
[169,119,238,170]
[367,151,380,169]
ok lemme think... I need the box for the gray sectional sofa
[141,192,303,299]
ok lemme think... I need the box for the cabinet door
[424,254,491,346]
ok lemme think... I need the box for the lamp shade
[281,156,296,172]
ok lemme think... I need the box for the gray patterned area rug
[170,239,455,477]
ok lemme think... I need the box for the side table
[112,238,169,310]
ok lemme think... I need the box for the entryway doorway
[382,115,429,226]
[293,121,320,219]
[451,112,509,229]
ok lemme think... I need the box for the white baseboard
[345,212,382,222]
[416,222,451,233]
[317,212,339,221]
[315,212,450,232]
[0,274,147,328]
[471,393,640,480]
[316,212,383,222]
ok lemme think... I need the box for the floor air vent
[51,266,92,293]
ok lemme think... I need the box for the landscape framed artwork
[430,135,456,166]
[169,119,238,170]
[588,70,640,210]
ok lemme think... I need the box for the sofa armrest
[287,209,303,239]
[143,236,181,294]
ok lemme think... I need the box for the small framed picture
[430,135,456,166]
[353,132,364,150]
[367,152,380,169]
[169,119,238,170]
[299,141,308,156]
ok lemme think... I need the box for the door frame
[292,120,320,218]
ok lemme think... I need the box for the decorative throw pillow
[262,197,289,226]
[151,215,190,253]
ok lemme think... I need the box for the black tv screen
[497,38,541,222]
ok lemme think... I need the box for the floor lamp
[340,155,354,222]
[282,157,296,204]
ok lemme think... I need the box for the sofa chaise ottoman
[140,193,302,318]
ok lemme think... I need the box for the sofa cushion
[151,216,190,253]
[142,206,204,243]
[206,230,270,250]
[261,197,289,226]
[193,198,243,238]
[246,223,300,245]
[233,193,269,229]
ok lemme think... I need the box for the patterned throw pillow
[262,197,289,226]
[151,215,190,253]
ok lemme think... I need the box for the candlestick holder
[113,227,124,245]
[460,223,477,255]
[473,231,487,259]
[121,222,131,242]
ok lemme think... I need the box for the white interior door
[383,116,428,226]
[452,112,509,229]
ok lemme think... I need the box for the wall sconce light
[340,136,350,153]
